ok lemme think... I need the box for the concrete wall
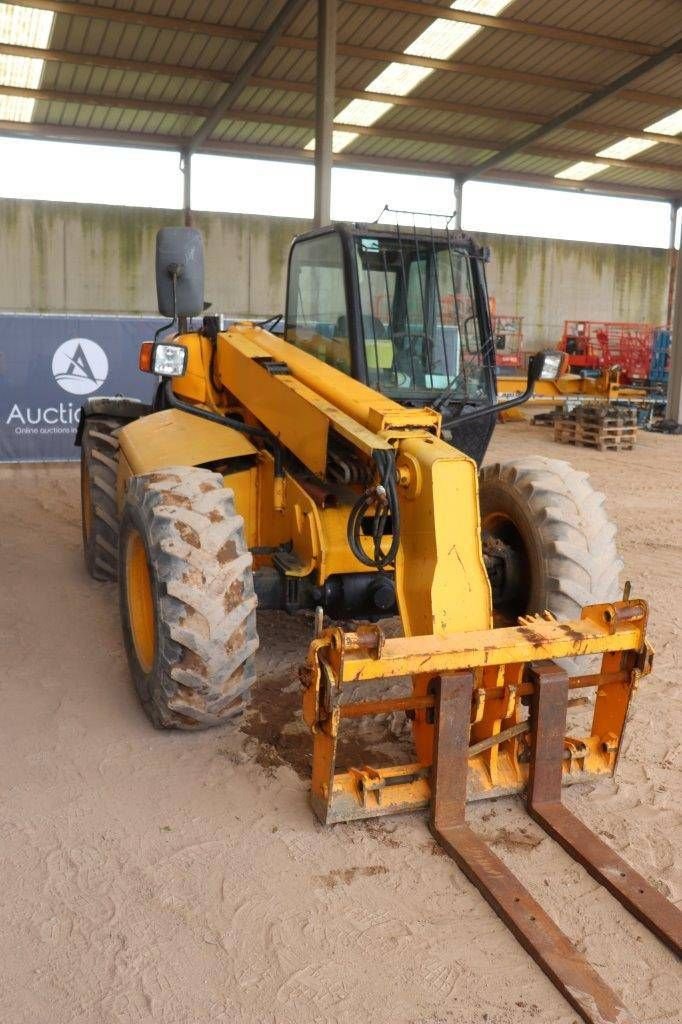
[485,231,671,345]
[0,198,672,347]
[0,199,306,320]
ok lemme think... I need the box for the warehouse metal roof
[0,0,681,202]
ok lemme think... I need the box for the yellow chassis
[302,600,652,824]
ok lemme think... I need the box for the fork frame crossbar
[301,600,652,824]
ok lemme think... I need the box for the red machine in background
[492,314,524,368]
[559,320,657,385]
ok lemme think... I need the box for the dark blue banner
[0,315,162,461]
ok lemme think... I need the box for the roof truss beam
[350,0,658,55]
[3,84,680,176]
[469,33,682,178]
[2,40,680,112]
[13,0,660,57]
[4,5,681,107]
[4,80,682,150]
[185,0,309,156]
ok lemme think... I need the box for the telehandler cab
[78,223,680,1023]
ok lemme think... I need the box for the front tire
[118,467,258,730]
[479,457,622,673]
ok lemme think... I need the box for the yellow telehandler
[78,223,680,1023]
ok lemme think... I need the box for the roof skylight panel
[0,4,54,122]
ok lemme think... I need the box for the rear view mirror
[442,350,567,428]
[155,227,205,318]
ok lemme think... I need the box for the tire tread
[119,466,258,731]
[480,456,622,674]
[81,417,123,581]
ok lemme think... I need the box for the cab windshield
[356,234,487,403]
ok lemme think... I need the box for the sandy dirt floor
[1,423,680,1024]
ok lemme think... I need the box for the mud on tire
[118,466,258,730]
[81,416,124,581]
[479,456,622,675]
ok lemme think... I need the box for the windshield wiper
[431,376,467,411]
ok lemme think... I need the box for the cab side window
[285,234,352,374]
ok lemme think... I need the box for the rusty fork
[429,669,682,1024]
[526,661,682,956]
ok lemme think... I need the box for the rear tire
[81,416,123,581]
[118,466,258,730]
[479,457,622,674]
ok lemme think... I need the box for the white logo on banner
[52,338,109,395]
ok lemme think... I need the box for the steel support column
[314,0,336,228]
[453,177,463,229]
[666,205,682,424]
[665,200,679,327]
[181,149,192,227]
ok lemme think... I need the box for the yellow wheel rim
[482,509,522,546]
[482,510,514,535]
[481,509,531,624]
[126,530,156,673]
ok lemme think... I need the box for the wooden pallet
[554,420,577,444]
[576,413,637,428]
[554,405,637,451]
[576,426,636,451]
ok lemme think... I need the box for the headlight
[538,351,566,380]
[139,341,189,376]
[152,343,188,377]
[530,350,566,381]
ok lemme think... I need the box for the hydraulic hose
[347,449,401,570]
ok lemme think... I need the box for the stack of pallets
[554,403,637,451]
